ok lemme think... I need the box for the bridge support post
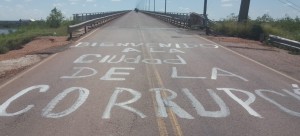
[164,0,167,14]
[69,33,72,39]
[203,0,209,35]
[238,0,251,22]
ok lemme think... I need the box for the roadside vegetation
[211,13,300,42]
[0,8,73,54]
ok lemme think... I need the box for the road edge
[197,35,300,84]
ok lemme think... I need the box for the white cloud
[53,3,64,7]
[178,7,190,13]
[68,0,79,5]
[221,0,232,2]
[16,4,24,8]
[221,0,236,8]
[221,0,237,2]
[221,4,233,7]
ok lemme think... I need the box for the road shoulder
[0,36,71,84]
[205,36,300,81]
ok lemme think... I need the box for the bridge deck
[0,12,299,136]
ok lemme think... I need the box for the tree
[46,7,64,28]
[256,13,274,23]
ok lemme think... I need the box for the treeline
[0,21,22,28]
[211,13,300,42]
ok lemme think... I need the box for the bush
[211,13,300,42]
[47,7,64,28]
[249,24,263,40]
[0,21,71,54]
[0,7,72,54]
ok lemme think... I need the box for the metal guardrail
[140,10,190,28]
[269,35,300,50]
[140,10,216,35]
[73,11,128,23]
[68,10,130,39]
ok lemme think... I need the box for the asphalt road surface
[0,12,300,136]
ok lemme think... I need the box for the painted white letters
[150,88,194,119]
[256,89,300,117]
[42,87,89,118]
[182,88,230,118]
[217,88,262,118]
[212,67,248,81]
[172,67,206,79]
[0,85,49,117]
[74,54,101,64]
[100,67,135,81]
[61,67,97,79]
[102,87,146,119]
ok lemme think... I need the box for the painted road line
[138,27,184,135]
[147,63,169,136]
[138,24,184,136]
[0,25,94,90]
[0,23,100,89]
[0,54,58,90]
[138,22,169,136]
[197,36,300,84]
[149,49,184,136]
[76,27,101,42]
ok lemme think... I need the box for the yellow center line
[137,17,169,136]
[150,54,184,136]
[143,47,169,136]
[137,14,184,135]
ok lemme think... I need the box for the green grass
[0,21,72,54]
[211,14,300,42]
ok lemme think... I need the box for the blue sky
[0,0,299,20]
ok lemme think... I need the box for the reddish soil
[0,36,71,84]
[0,36,70,61]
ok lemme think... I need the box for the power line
[278,0,300,13]
[286,0,300,9]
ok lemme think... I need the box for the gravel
[0,55,41,76]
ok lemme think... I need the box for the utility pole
[203,0,208,35]
[203,0,207,16]
[238,0,251,22]
[165,0,167,14]
[148,0,150,11]
[154,0,156,12]
[144,0,146,10]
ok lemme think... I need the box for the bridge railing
[140,10,218,35]
[140,10,190,28]
[73,11,128,23]
[68,10,130,39]
[269,35,300,51]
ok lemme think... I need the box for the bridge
[0,10,300,136]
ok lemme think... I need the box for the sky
[0,0,299,21]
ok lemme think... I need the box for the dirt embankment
[0,36,71,83]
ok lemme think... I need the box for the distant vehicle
[134,8,139,13]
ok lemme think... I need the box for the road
[0,12,300,136]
